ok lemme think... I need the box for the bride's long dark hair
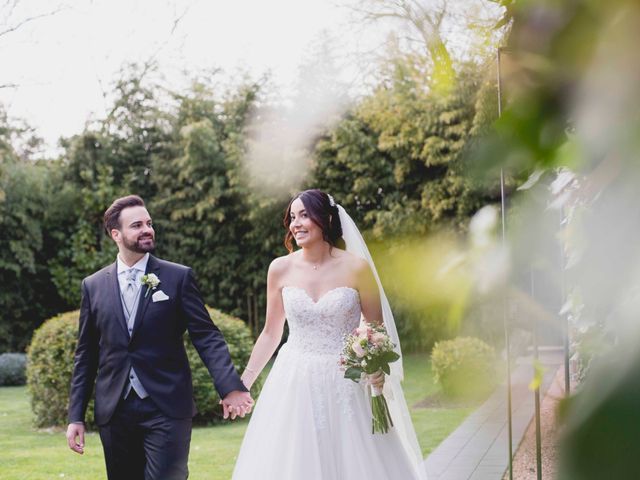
[283,189,344,253]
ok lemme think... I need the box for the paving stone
[423,349,563,480]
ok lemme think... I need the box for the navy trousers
[99,391,192,480]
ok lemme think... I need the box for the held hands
[66,423,86,455]
[220,390,254,420]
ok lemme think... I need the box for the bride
[231,189,427,479]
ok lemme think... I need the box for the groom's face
[112,206,156,254]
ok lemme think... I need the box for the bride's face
[289,198,323,247]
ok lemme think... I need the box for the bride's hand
[367,370,385,391]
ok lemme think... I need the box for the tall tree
[48,68,172,306]
[311,56,493,238]
[344,0,505,92]
[152,79,270,318]
[0,108,63,351]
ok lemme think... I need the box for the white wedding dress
[231,286,426,480]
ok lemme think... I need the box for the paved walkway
[423,348,564,480]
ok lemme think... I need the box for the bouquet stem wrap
[371,385,394,434]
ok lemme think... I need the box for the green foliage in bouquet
[343,349,401,380]
[342,323,401,380]
[431,336,496,398]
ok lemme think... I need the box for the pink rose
[371,332,386,346]
[352,340,366,358]
[355,325,369,338]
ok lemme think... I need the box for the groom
[66,194,253,480]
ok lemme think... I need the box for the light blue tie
[123,268,137,317]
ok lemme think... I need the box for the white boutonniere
[141,273,161,298]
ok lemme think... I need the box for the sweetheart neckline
[282,286,359,305]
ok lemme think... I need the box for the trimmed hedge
[0,352,27,386]
[27,307,259,428]
[431,336,496,398]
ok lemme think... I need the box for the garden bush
[27,307,259,428]
[0,352,27,385]
[431,336,496,398]
[26,310,93,428]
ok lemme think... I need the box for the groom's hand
[220,391,254,420]
[66,423,85,454]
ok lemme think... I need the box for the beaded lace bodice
[282,286,361,355]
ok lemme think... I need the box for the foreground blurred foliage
[473,0,640,478]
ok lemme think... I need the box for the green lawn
[0,354,475,479]
[402,353,477,456]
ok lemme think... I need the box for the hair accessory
[327,194,336,207]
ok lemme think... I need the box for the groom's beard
[123,233,156,254]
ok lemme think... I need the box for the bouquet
[340,322,400,434]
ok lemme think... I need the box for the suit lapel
[106,262,130,337]
[130,254,160,341]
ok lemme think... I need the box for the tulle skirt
[231,344,423,480]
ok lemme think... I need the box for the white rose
[352,341,366,358]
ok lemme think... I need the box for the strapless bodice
[281,286,361,355]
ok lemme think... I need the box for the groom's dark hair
[104,195,146,236]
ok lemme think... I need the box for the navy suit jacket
[68,254,247,426]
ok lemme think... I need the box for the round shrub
[431,336,496,398]
[0,353,27,386]
[26,311,95,428]
[27,307,258,428]
[187,307,262,424]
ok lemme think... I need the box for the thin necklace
[303,250,328,270]
[308,259,323,270]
